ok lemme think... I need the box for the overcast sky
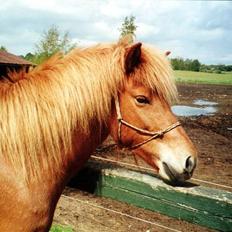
[0,0,231,64]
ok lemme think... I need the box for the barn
[0,50,34,78]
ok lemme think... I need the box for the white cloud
[137,23,159,39]
[73,38,98,47]
[100,1,130,19]
[93,21,118,40]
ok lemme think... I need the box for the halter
[115,95,181,150]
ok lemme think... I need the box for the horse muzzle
[160,156,197,183]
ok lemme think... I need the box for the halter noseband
[115,95,181,150]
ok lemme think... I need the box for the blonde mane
[0,37,177,181]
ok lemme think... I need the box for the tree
[24,52,34,61]
[171,58,185,70]
[22,52,37,63]
[119,16,137,38]
[191,59,201,72]
[0,46,7,52]
[34,25,76,64]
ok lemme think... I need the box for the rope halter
[115,95,181,150]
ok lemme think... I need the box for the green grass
[50,224,73,232]
[174,70,232,85]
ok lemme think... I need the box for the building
[0,51,34,78]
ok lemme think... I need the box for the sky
[0,0,231,64]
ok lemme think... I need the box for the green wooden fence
[70,160,232,231]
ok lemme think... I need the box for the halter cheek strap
[115,95,181,150]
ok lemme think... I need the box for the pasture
[52,83,232,231]
[174,70,232,85]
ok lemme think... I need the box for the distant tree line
[171,58,201,72]
[170,57,232,73]
[199,64,232,73]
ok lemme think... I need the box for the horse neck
[25,121,109,208]
[65,121,109,180]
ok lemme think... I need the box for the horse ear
[165,51,171,56]
[125,42,142,74]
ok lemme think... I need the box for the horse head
[110,38,197,183]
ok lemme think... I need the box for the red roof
[0,51,33,65]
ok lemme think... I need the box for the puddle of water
[172,105,217,116]
[193,99,218,106]
[172,99,218,116]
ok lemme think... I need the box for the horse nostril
[185,156,196,173]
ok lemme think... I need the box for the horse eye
[135,96,150,104]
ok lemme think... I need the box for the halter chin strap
[115,95,181,150]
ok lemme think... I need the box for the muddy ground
[53,84,232,232]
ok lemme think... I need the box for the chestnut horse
[0,36,197,231]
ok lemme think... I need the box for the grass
[50,224,73,232]
[174,70,232,85]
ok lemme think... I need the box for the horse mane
[130,46,177,103]
[0,36,177,181]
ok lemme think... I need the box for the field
[174,70,232,85]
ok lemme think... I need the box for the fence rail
[69,160,232,232]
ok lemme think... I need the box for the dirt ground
[53,83,232,232]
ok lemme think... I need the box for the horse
[0,35,197,231]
